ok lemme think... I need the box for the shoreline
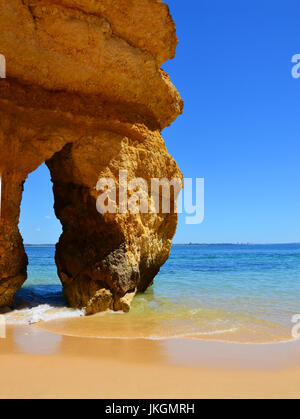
[4,302,296,346]
[37,320,298,346]
[0,324,300,398]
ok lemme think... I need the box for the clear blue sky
[19,0,300,244]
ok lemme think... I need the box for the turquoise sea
[4,244,300,343]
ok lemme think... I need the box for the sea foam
[4,304,85,325]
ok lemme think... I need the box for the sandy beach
[0,324,299,399]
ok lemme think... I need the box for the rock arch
[0,0,183,313]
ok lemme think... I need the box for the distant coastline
[25,244,56,247]
[24,243,300,247]
[173,242,300,246]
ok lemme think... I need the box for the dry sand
[0,324,300,399]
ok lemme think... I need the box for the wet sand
[0,324,300,398]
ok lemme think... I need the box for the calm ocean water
[5,244,300,343]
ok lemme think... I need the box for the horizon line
[24,242,300,247]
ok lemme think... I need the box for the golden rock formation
[0,0,183,313]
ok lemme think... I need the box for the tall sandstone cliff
[0,0,183,313]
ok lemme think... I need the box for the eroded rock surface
[0,0,183,313]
